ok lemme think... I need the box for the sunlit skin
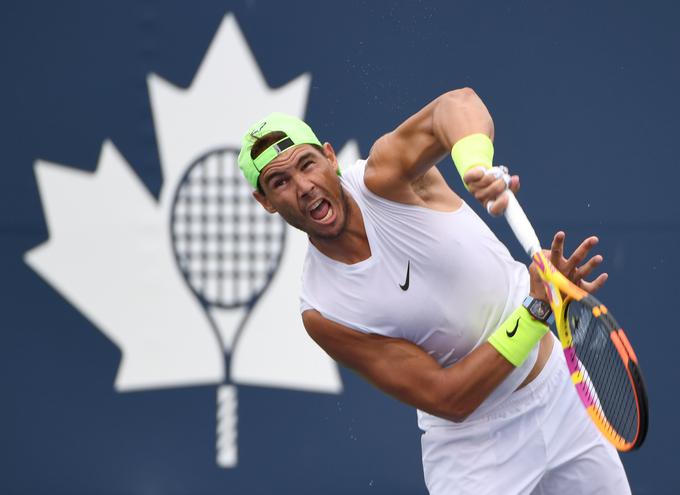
[253,142,371,265]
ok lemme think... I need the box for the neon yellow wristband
[450,133,494,187]
[487,305,549,367]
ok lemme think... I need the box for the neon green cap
[238,112,322,189]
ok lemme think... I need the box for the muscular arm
[365,88,494,199]
[302,309,515,422]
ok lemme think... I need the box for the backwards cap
[238,112,322,189]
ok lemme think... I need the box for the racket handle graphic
[216,384,238,468]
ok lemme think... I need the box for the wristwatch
[522,295,554,325]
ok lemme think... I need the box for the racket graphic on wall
[170,147,286,467]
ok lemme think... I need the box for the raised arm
[302,309,516,422]
[365,87,518,213]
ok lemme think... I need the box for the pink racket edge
[557,296,649,452]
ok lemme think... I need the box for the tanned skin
[253,88,607,422]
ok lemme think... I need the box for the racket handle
[216,384,238,468]
[502,191,542,259]
[482,167,541,259]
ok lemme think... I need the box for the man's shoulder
[340,158,366,182]
[339,158,368,199]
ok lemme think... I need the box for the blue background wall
[2,1,678,493]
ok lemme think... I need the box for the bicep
[367,98,446,186]
[367,88,494,186]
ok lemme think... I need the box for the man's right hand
[463,166,520,216]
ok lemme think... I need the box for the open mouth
[309,198,334,224]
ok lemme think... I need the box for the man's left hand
[529,232,608,301]
[549,231,608,293]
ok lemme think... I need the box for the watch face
[531,300,551,319]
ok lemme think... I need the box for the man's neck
[309,190,371,265]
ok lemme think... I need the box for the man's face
[253,143,348,240]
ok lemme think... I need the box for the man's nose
[295,173,315,197]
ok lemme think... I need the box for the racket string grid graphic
[170,147,286,467]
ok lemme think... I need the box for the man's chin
[311,227,343,241]
[307,218,344,240]
[285,216,343,240]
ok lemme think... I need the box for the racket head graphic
[169,146,286,341]
[168,147,287,468]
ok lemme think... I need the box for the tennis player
[237,88,630,494]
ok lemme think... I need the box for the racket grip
[216,384,238,468]
[481,167,541,259]
[503,192,541,258]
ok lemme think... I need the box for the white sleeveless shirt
[300,160,537,429]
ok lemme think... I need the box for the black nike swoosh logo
[399,260,410,291]
[506,318,520,337]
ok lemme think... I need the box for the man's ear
[253,189,277,214]
[322,142,339,174]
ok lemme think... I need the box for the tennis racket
[488,168,648,451]
[170,147,286,467]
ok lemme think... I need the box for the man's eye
[273,178,287,188]
[302,160,314,170]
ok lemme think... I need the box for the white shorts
[421,335,630,495]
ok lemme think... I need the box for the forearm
[303,309,534,424]
[433,342,515,421]
[349,336,517,423]
[373,340,515,423]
